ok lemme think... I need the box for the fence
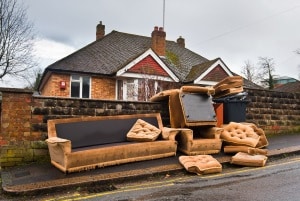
[0,87,299,168]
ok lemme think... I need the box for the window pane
[71,82,80,97]
[71,75,80,80]
[126,79,137,101]
[82,76,90,98]
[117,80,123,100]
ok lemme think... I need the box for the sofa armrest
[46,137,71,158]
[162,127,180,140]
[162,127,193,141]
[200,127,223,139]
[46,137,71,167]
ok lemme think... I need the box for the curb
[2,146,300,195]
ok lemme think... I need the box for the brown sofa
[46,113,177,173]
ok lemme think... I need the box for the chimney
[96,21,105,40]
[151,26,166,56]
[177,36,185,48]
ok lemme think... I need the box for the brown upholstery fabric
[221,122,260,147]
[241,122,269,148]
[151,87,216,128]
[180,86,215,96]
[46,113,177,173]
[224,145,268,155]
[150,89,176,102]
[126,119,161,142]
[213,76,244,98]
[198,126,223,139]
[172,128,222,155]
[230,152,268,167]
[179,155,222,175]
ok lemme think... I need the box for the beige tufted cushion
[230,152,268,167]
[126,119,161,142]
[179,155,222,175]
[241,122,269,148]
[221,122,260,147]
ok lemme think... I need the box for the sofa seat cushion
[221,122,260,147]
[65,140,177,172]
[230,152,268,167]
[127,119,161,142]
[179,155,222,175]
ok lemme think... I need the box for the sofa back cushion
[51,114,162,149]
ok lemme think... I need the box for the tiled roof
[185,58,220,82]
[273,81,300,93]
[45,30,208,82]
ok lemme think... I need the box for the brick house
[38,22,236,101]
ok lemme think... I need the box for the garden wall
[245,88,300,134]
[0,87,299,168]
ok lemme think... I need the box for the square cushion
[221,122,260,147]
[179,155,222,175]
[127,119,161,142]
[241,122,269,148]
[230,152,268,167]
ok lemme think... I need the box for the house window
[71,75,90,98]
[117,79,138,101]
[125,79,138,101]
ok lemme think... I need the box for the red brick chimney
[177,36,185,48]
[151,26,166,56]
[96,21,105,40]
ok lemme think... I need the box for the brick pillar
[177,36,185,48]
[151,26,166,56]
[96,21,105,40]
[1,90,33,143]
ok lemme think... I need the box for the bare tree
[24,67,42,90]
[258,57,276,90]
[0,0,36,82]
[241,60,261,84]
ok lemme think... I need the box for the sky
[2,0,300,87]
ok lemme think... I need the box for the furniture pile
[151,85,224,174]
[45,76,269,175]
[213,76,244,98]
[222,122,269,167]
[150,79,269,174]
[151,86,223,156]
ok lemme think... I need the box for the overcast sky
[2,0,300,87]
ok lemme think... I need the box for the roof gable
[116,49,179,82]
[192,58,233,85]
[202,64,229,81]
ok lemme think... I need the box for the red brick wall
[129,55,169,77]
[203,65,228,82]
[41,73,116,100]
[0,89,49,167]
[91,76,116,99]
[41,73,70,97]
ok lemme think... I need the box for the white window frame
[70,75,91,98]
[123,79,138,101]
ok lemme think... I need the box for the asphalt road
[12,154,297,201]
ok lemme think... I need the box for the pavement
[1,133,300,195]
